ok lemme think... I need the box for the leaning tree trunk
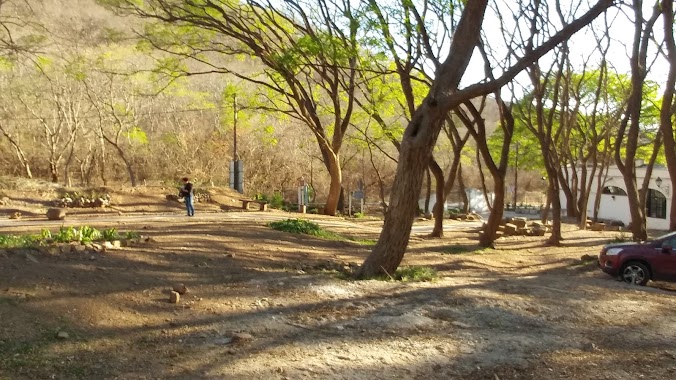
[544,155,563,245]
[356,0,489,279]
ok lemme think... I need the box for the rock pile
[487,217,552,238]
[54,194,111,208]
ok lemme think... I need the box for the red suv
[598,231,676,285]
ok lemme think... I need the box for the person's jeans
[185,195,195,216]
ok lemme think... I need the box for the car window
[662,237,676,249]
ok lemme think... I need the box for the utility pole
[233,94,238,161]
[230,93,243,193]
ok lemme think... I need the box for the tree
[614,0,662,241]
[100,0,365,215]
[357,0,615,278]
[659,0,676,231]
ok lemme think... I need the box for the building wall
[560,166,672,231]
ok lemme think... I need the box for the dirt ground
[1,182,675,380]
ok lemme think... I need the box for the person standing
[181,177,195,216]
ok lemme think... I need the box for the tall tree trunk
[320,148,342,216]
[109,143,137,187]
[424,168,432,215]
[614,1,660,241]
[659,0,676,230]
[545,162,563,245]
[542,187,552,224]
[429,158,445,237]
[480,175,505,247]
[458,166,470,213]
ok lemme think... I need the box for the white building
[420,189,494,215]
[560,163,672,230]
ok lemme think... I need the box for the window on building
[602,186,628,195]
[646,189,667,219]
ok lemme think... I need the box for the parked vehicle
[598,231,676,285]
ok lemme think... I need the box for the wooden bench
[240,199,268,211]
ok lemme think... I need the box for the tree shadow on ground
[1,219,675,380]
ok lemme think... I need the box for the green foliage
[269,219,323,235]
[125,127,148,145]
[353,212,365,219]
[0,234,41,249]
[268,218,375,245]
[0,226,138,249]
[53,226,77,243]
[79,226,103,244]
[124,231,141,240]
[101,228,119,241]
[257,192,284,209]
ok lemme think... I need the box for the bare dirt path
[1,216,675,380]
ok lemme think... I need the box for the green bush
[353,212,365,219]
[257,192,285,209]
[269,219,323,235]
[125,231,141,240]
[0,234,41,249]
[0,226,139,249]
[101,228,119,241]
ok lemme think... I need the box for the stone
[517,227,532,236]
[169,291,180,304]
[511,217,527,228]
[172,283,188,295]
[231,332,253,343]
[46,208,66,220]
[504,223,517,236]
[532,227,547,236]
[111,240,122,248]
[9,212,21,219]
[591,222,605,232]
[73,244,87,253]
[56,331,70,340]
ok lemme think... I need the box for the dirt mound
[0,177,248,218]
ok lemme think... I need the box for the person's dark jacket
[180,182,193,197]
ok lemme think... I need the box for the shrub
[101,228,119,241]
[269,219,323,235]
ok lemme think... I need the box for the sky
[458,0,671,96]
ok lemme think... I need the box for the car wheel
[621,262,650,286]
